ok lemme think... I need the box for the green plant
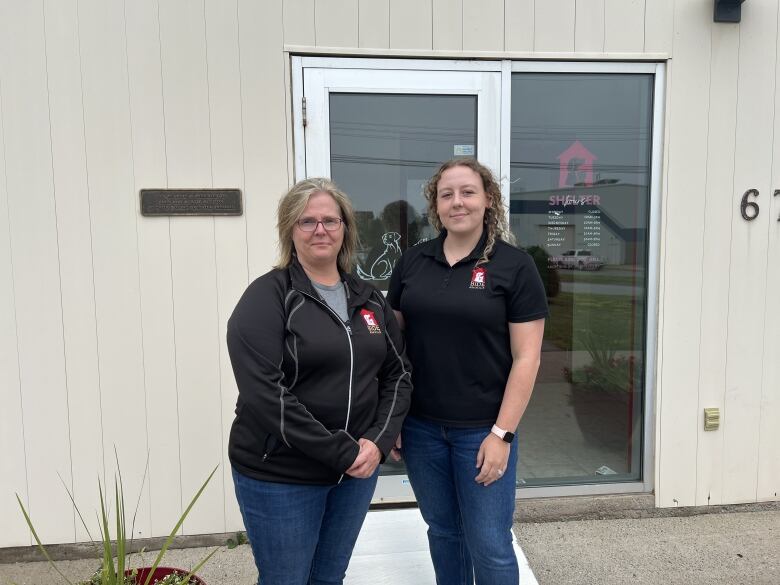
[225,531,248,550]
[79,569,199,585]
[525,245,560,298]
[16,454,219,585]
[148,572,196,585]
[563,332,642,394]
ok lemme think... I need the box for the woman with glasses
[227,178,412,585]
[388,159,547,585]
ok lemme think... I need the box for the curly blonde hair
[424,158,515,266]
[275,178,359,273]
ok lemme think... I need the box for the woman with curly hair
[387,158,547,585]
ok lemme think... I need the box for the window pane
[329,93,477,291]
[510,73,653,485]
[330,93,478,477]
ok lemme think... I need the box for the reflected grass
[545,292,646,351]
[557,272,645,286]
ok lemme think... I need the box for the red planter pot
[126,567,207,585]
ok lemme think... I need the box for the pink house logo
[557,140,597,188]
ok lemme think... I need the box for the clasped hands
[346,437,381,478]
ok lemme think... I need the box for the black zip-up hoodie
[227,258,412,485]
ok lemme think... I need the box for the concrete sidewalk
[1,504,778,584]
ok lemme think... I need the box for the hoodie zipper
[294,289,355,431]
[295,289,355,484]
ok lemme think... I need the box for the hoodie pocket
[261,433,280,462]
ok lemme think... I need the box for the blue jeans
[402,415,519,585]
[232,467,379,585]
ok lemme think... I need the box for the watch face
[503,431,515,443]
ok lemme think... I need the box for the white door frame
[291,56,666,502]
[295,61,501,185]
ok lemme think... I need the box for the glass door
[295,59,501,502]
[509,70,655,488]
[293,57,662,502]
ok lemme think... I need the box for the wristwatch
[491,424,515,443]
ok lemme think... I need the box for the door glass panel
[329,93,477,478]
[510,73,653,485]
[329,93,477,292]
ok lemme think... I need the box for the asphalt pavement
[517,510,779,585]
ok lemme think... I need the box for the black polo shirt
[387,231,548,427]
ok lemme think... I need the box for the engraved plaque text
[140,189,242,216]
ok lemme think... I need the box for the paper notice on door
[454,144,475,156]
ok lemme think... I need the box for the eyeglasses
[296,217,343,232]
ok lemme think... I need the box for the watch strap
[491,424,514,443]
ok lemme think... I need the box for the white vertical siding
[358,0,390,48]
[644,0,675,54]
[0,63,29,547]
[389,0,433,50]
[203,0,249,532]
[433,0,462,51]
[283,0,316,46]
[575,0,605,52]
[657,0,712,507]
[124,0,183,536]
[463,0,503,52]
[534,0,575,52]
[158,0,225,535]
[238,0,287,280]
[0,0,74,542]
[316,0,359,47]
[504,0,533,52]
[696,22,740,507]
[722,0,777,504]
[757,2,780,503]
[604,0,645,52]
[77,0,150,536]
[43,0,103,541]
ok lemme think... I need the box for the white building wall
[657,0,780,509]
[0,0,289,547]
[0,0,778,547]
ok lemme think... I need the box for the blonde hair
[275,178,358,273]
[424,158,515,266]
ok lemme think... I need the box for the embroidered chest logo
[360,309,382,334]
[469,267,487,290]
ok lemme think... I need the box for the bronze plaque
[140,189,242,216]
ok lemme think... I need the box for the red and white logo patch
[360,309,382,334]
[470,267,486,289]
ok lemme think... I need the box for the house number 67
[739,189,780,221]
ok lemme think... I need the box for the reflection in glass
[329,93,478,476]
[510,74,654,486]
[329,93,477,291]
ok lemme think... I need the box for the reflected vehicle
[550,249,604,271]
[511,71,652,487]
